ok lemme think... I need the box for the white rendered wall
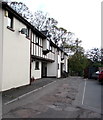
[31,61,41,79]
[65,56,68,72]
[0,8,3,91]
[47,62,57,77]
[2,11,30,91]
[64,55,68,72]
[47,48,57,77]
[57,53,61,78]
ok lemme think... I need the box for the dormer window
[7,12,13,29]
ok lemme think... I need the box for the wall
[65,56,68,72]
[2,10,30,91]
[0,8,3,91]
[31,61,41,79]
[47,48,57,77]
[47,62,57,77]
[57,51,61,78]
[64,55,68,72]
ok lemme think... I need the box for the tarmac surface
[2,78,60,104]
[2,77,103,119]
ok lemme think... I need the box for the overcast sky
[10,0,101,51]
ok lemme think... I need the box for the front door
[42,62,47,78]
[61,63,64,77]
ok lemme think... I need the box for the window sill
[35,69,40,70]
[7,26,15,32]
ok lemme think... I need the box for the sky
[9,0,102,51]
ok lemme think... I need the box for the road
[74,78,102,114]
[2,77,102,118]
[83,79,102,112]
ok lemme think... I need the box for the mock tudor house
[0,2,68,91]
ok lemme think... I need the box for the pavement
[2,77,64,104]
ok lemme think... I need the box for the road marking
[82,79,87,105]
[4,81,57,105]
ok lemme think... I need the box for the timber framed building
[0,2,68,91]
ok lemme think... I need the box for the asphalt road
[74,79,102,114]
[2,77,102,118]
[83,80,101,110]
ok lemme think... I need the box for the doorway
[42,62,47,78]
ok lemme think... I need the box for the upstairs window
[47,40,50,50]
[26,27,31,39]
[7,13,13,29]
[50,45,52,52]
[35,36,39,45]
[39,38,42,46]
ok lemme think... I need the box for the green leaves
[69,51,88,76]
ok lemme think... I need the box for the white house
[0,2,68,91]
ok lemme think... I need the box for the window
[50,46,52,51]
[39,38,42,46]
[35,36,39,45]
[7,13,13,29]
[58,64,59,69]
[47,40,50,50]
[35,61,39,70]
[57,50,59,55]
[26,27,31,38]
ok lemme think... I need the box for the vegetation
[8,1,103,76]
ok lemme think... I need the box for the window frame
[26,27,31,39]
[35,61,39,70]
[35,36,39,45]
[58,63,59,70]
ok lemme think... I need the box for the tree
[10,2,34,23]
[69,51,88,76]
[9,2,76,48]
[63,38,84,55]
[86,48,101,62]
[33,11,48,30]
[52,27,67,45]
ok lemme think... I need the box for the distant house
[0,2,68,91]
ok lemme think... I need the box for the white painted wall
[47,62,57,77]
[31,61,41,79]
[47,52,55,60]
[57,53,61,78]
[64,55,68,72]
[65,56,68,72]
[47,48,57,77]
[0,8,3,91]
[2,10,30,91]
